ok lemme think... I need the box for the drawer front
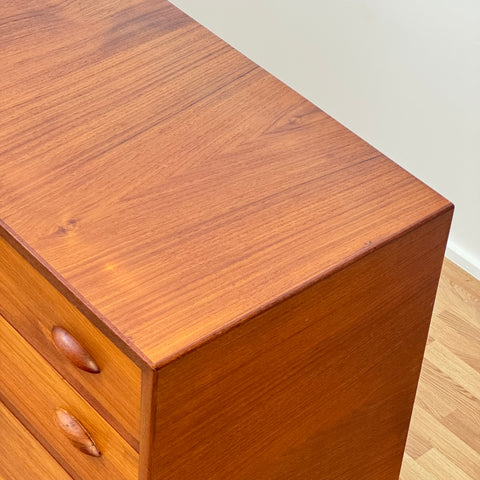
[0,317,139,480]
[0,235,141,446]
[0,400,72,480]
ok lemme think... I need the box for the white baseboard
[446,245,480,281]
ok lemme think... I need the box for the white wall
[171,0,480,279]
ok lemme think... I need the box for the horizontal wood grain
[0,316,138,480]
[149,208,452,479]
[0,235,141,448]
[0,0,451,366]
[0,401,72,480]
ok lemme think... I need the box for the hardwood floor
[400,259,480,479]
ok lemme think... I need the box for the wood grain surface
[0,401,72,480]
[0,316,139,480]
[400,260,480,480]
[148,209,452,479]
[0,0,451,366]
[0,235,141,448]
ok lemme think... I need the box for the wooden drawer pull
[51,326,100,373]
[54,408,101,457]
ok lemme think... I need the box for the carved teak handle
[54,408,101,457]
[51,326,100,373]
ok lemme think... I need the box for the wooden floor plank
[405,407,480,479]
[400,259,480,479]
[400,454,434,480]
[415,359,477,421]
[417,449,474,480]
[429,311,480,371]
[414,361,457,419]
[427,341,480,400]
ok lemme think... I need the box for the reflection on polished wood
[401,260,480,480]
[0,0,451,368]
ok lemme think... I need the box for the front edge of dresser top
[0,200,454,480]
[0,0,452,367]
[0,1,454,479]
[138,207,453,480]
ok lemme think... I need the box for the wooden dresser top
[0,0,451,367]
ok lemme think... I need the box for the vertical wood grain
[139,368,157,480]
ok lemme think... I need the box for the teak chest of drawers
[0,1,453,479]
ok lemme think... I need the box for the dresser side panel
[149,208,452,479]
